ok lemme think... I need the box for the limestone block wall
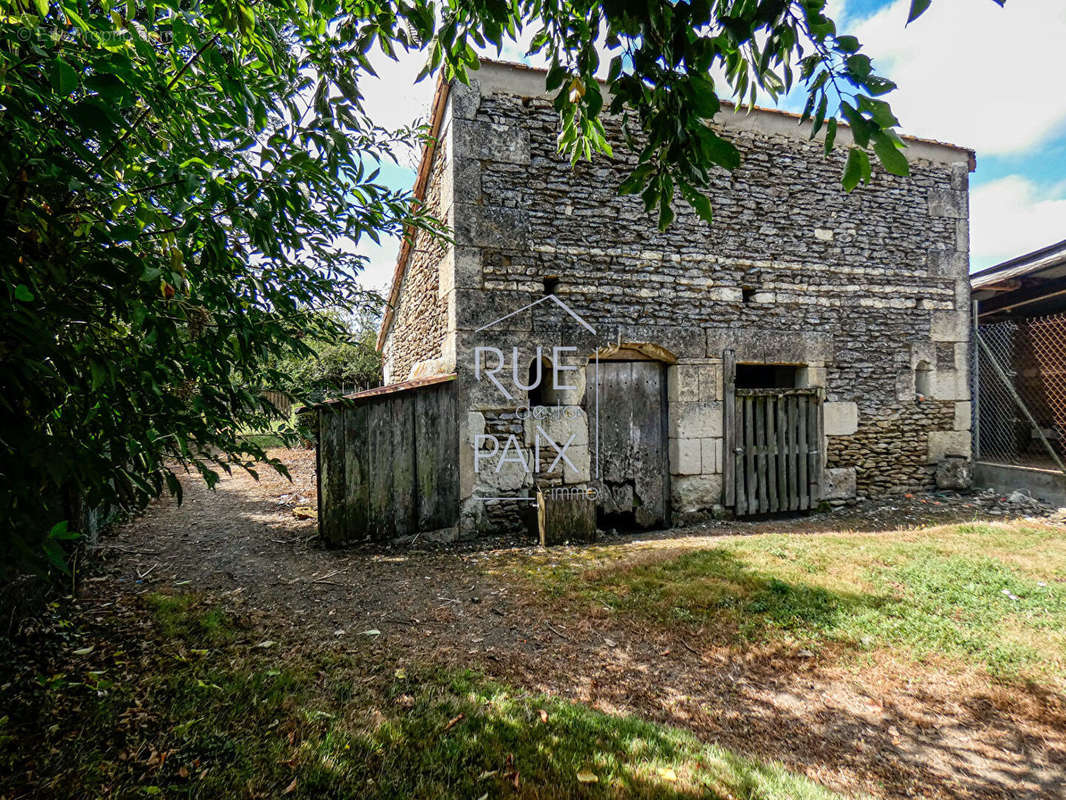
[667,360,724,514]
[455,319,597,536]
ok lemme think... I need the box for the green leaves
[0,0,432,579]
[554,0,937,223]
[857,95,900,129]
[680,181,714,225]
[842,147,871,192]
[839,102,871,148]
[618,164,655,196]
[907,0,934,25]
[51,58,78,96]
[838,95,909,189]
[695,127,741,171]
[824,118,838,156]
[48,521,80,542]
[872,132,910,177]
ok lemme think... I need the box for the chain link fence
[976,312,1066,471]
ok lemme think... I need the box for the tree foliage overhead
[0,0,988,574]
[427,0,994,227]
[0,0,436,573]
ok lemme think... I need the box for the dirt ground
[85,449,1066,800]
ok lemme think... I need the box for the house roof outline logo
[474,294,597,335]
[471,292,603,494]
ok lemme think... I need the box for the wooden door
[590,360,669,529]
[728,387,823,515]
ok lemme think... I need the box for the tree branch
[96,34,220,170]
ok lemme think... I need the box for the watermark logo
[471,294,601,502]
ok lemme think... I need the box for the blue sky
[353,0,1066,292]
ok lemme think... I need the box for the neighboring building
[316,61,976,543]
[972,239,1066,504]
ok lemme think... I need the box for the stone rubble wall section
[390,74,972,534]
[380,117,451,384]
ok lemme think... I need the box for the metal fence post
[972,299,980,461]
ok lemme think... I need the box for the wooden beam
[979,277,1066,317]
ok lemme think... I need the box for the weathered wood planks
[318,406,347,546]
[590,360,669,529]
[730,388,822,516]
[316,379,459,544]
[538,489,597,546]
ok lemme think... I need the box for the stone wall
[386,63,974,534]
[380,120,450,384]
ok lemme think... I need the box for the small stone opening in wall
[736,363,800,389]
[521,97,532,107]
[915,360,933,400]
[742,286,757,304]
[542,277,559,296]
[527,357,559,406]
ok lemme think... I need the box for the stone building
[365,60,974,540]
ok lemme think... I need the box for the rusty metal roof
[307,373,456,409]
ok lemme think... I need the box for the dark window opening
[598,507,642,532]
[915,360,932,398]
[742,286,757,304]
[736,363,800,389]
[527,357,557,406]
[542,276,559,296]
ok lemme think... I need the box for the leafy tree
[272,310,383,404]
[0,0,434,574]
[0,0,993,575]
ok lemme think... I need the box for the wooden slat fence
[733,388,822,515]
[261,390,293,417]
[316,377,458,544]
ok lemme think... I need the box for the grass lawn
[5,518,1065,798]
[514,521,1066,685]
[0,594,846,799]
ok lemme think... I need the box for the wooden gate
[590,360,670,529]
[724,355,823,515]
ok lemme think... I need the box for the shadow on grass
[530,545,1066,799]
[289,669,842,799]
[581,547,890,648]
[0,597,842,800]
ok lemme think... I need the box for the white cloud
[335,232,400,295]
[840,0,1066,155]
[971,176,1066,267]
[358,49,437,168]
